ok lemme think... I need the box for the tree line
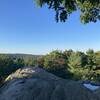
[37,49,100,82]
[0,54,38,84]
[0,49,100,85]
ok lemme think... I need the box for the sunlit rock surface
[83,83,100,91]
[0,67,98,100]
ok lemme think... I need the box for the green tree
[43,50,72,79]
[37,56,45,67]
[14,58,25,68]
[35,0,100,23]
[86,49,95,69]
[63,49,73,58]
[68,51,87,68]
[0,57,16,79]
[95,51,100,67]
[68,51,88,80]
[24,58,37,67]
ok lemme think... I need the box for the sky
[0,0,100,54]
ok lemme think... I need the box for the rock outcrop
[94,88,100,99]
[0,67,98,100]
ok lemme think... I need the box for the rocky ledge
[0,67,99,100]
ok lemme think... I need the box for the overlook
[0,0,100,100]
[0,67,99,100]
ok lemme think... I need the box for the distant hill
[0,53,42,59]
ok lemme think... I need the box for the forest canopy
[34,0,100,23]
[0,49,100,85]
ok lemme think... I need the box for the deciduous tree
[35,0,100,23]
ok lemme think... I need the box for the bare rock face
[94,88,100,99]
[0,67,98,100]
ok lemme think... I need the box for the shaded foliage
[34,0,100,23]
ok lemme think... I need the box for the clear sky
[0,0,100,54]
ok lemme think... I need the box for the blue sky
[0,0,100,54]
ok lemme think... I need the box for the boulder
[94,88,100,99]
[0,67,98,100]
